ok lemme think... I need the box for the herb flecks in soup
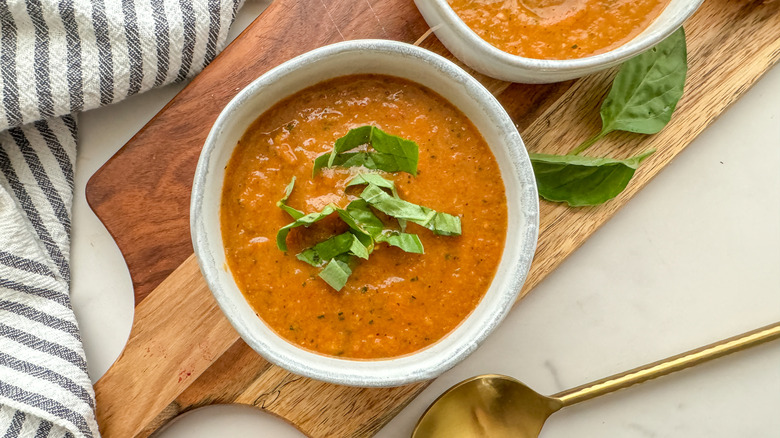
[450,0,671,60]
[221,75,507,359]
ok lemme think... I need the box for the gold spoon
[413,321,780,438]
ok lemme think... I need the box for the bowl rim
[191,39,539,387]
[423,0,704,72]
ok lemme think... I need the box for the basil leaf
[347,174,407,231]
[601,28,687,135]
[377,231,424,254]
[573,28,687,155]
[346,173,398,197]
[297,232,369,267]
[344,198,385,238]
[359,184,461,236]
[530,150,654,207]
[276,177,304,219]
[344,234,369,259]
[295,248,323,267]
[312,126,418,175]
[318,258,352,291]
[278,200,384,258]
[276,204,337,252]
[313,152,417,176]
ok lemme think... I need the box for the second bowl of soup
[415,0,703,83]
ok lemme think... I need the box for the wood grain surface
[87,0,780,436]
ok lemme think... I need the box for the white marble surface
[69,2,780,437]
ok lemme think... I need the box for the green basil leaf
[312,126,418,175]
[318,258,352,291]
[278,200,383,257]
[359,184,461,236]
[336,208,378,252]
[347,174,407,231]
[530,150,654,207]
[331,125,374,157]
[297,232,369,267]
[376,231,424,254]
[345,234,369,259]
[313,152,418,176]
[276,177,304,219]
[276,204,337,252]
[295,248,323,267]
[346,173,398,197]
[344,199,385,238]
[600,27,687,136]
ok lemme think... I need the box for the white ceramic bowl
[415,0,704,83]
[191,40,539,387]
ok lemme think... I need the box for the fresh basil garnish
[297,232,369,267]
[277,130,460,290]
[533,28,687,206]
[359,184,461,236]
[346,173,399,197]
[343,198,385,237]
[376,231,424,254]
[347,173,406,230]
[530,150,654,207]
[276,205,337,252]
[318,258,352,291]
[312,126,419,175]
[276,177,304,219]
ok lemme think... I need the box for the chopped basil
[313,152,413,176]
[359,184,461,236]
[276,129,461,290]
[312,126,419,175]
[276,204,337,252]
[318,259,352,291]
[276,177,304,219]
[347,173,406,230]
[343,199,385,238]
[530,150,654,207]
[297,232,369,267]
[347,173,399,197]
[296,249,322,267]
[376,231,424,254]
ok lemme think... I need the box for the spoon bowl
[413,374,560,438]
[413,322,780,438]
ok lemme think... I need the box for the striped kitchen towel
[0,0,243,436]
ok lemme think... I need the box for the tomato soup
[450,0,670,60]
[220,74,507,359]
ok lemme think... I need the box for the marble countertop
[69,1,780,436]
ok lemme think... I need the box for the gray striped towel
[0,0,242,436]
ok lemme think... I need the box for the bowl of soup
[191,40,538,387]
[415,0,703,83]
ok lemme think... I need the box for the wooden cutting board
[86,1,780,437]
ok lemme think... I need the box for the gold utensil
[413,321,780,438]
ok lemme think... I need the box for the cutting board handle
[94,256,240,437]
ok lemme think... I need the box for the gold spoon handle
[553,321,780,407]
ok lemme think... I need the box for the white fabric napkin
[0,0,242,436]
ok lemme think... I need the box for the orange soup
[220,75,507,359]
[450,0,670,59]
